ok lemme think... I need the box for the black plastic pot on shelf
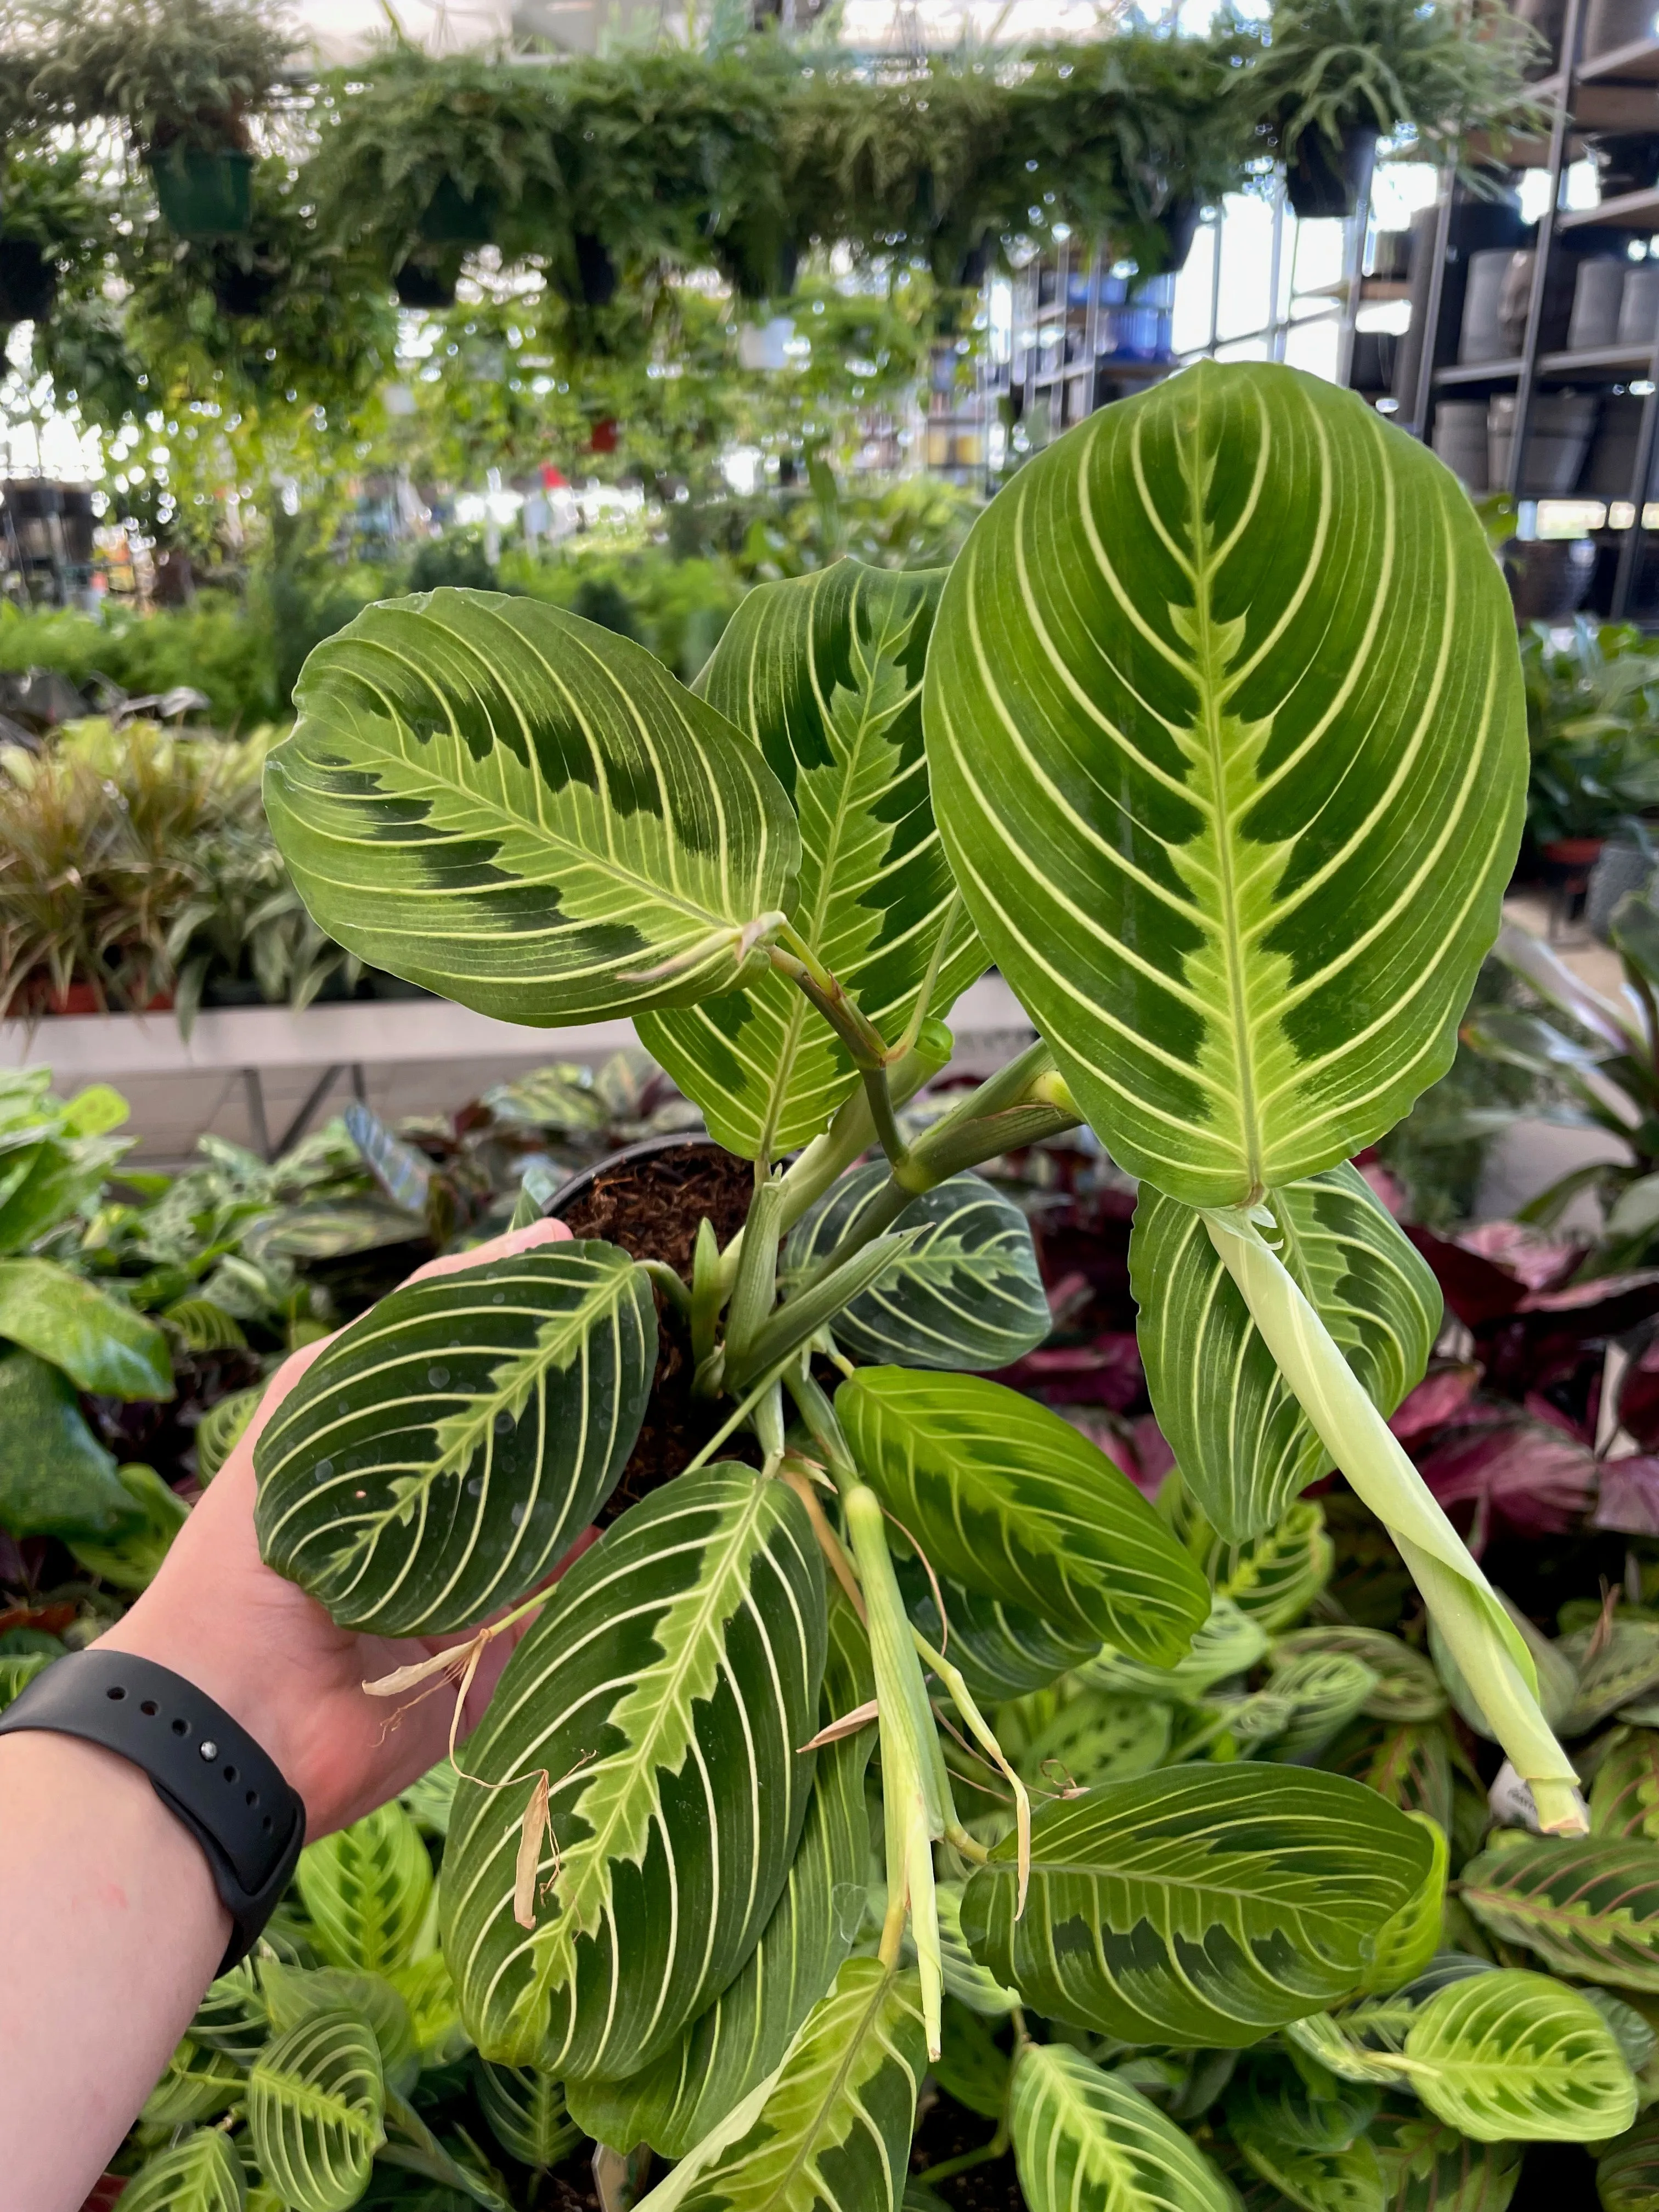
[1596,135,1659,195]
[147,146,255,240]
[0,235,54,326]
[417,177,496,248]
[1284,125,1379,220]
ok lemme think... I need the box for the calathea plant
[223,359,1600,2208]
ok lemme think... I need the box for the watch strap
[0,1648,306,1973]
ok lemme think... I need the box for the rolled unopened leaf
[1203,1204,1583,1833]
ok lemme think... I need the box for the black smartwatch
[0,1649,306,1974]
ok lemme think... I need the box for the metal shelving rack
[1410,0,1659,617]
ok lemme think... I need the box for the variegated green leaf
[400,1756,459,1840]
[1131,1167,1439,1542]
[1011,2040,1237,2212]
[443,1465,826,2077]
[122,2132,247,2212]
[783,1166,1049,1370]
[472,2057,583,2169]
[934,1994,1011,2120]
[640,562,981,1159]
[961,1765,1430,2046]
[924,360,1525,1209]
[266,590,800,1024]
[140,2035,247,2126]
[191,1961,268,2066]
[1239,1650,1379,1762]
[838,1368,1209,1661]
[258,1959,419,2097]
[296,1801,433,1975]
[937,1881,1018,2018]
[1563,1621,1659,1735]
[1208,1499,1333,1632]
[1599,2109,1659,2211]
[66,1461,189,1591]
[197,1385,262,1482]
[246,2009,386,2212]
[387,1951,471,2068]
[255,1241,654,1635]
[1367,2099,1520,2212]
[1593,1729,1659,1842]
[1276,1628,1446,1725]
[1402,1968,1637,2141]
[1357,1815,1447,1994]
[1226,2056,1383,2212]
[568,1595,875,2158]
[634,1958,926,2212]
[897,1559,1098,1705]
[1459,1836,1659,1991]
[1082,1594,1268,1705]
[1014,1688,1172,1792]
[1322,1716,1454,1833]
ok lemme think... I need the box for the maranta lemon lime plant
[110,360,1659,2210]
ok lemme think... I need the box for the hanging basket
[417,177,496,248]
[572,232,618,308]
[148,146,255,240]
[1155,197,1203,274]
[0,235,55,325]
[1284,125,1378,221]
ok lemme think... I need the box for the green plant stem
[785,1364,859,1488]
[1203,1203,1585,1833]
[721,1174,785,1378]
[715,1025,951,1294]
[844,1479,948,2059]
[769,931,891,1071]
[792,1043,1084,1299]
[894,890,966,1060]
[911,1624,1030,1912]
[724,1228,915,1392]
[690,1216,721,1372]
[918,2128,1009,2188]
[637,1259,692,1320]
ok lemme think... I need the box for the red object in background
[81,2180,126,2210]
[589,419,618,454]
[540,463,568,488]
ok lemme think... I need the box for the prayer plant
[213,359,1613,2207]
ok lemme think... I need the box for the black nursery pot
[1285,124,1379,220]
[541,1135,758,1521]
[0,235,55,325]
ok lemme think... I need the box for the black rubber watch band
[0,1649,306,1973]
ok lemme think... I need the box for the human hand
[100,1217,591,1837]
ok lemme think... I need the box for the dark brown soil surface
[911,2090,1026,2209]
[545,2152,602,2209]
[555,1141,759,1520]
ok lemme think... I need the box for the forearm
[0,1731,229,2212]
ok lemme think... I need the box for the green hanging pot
[146,145,255,239]
[417,177,496,248]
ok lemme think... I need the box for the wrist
[98,1600,303,1792]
